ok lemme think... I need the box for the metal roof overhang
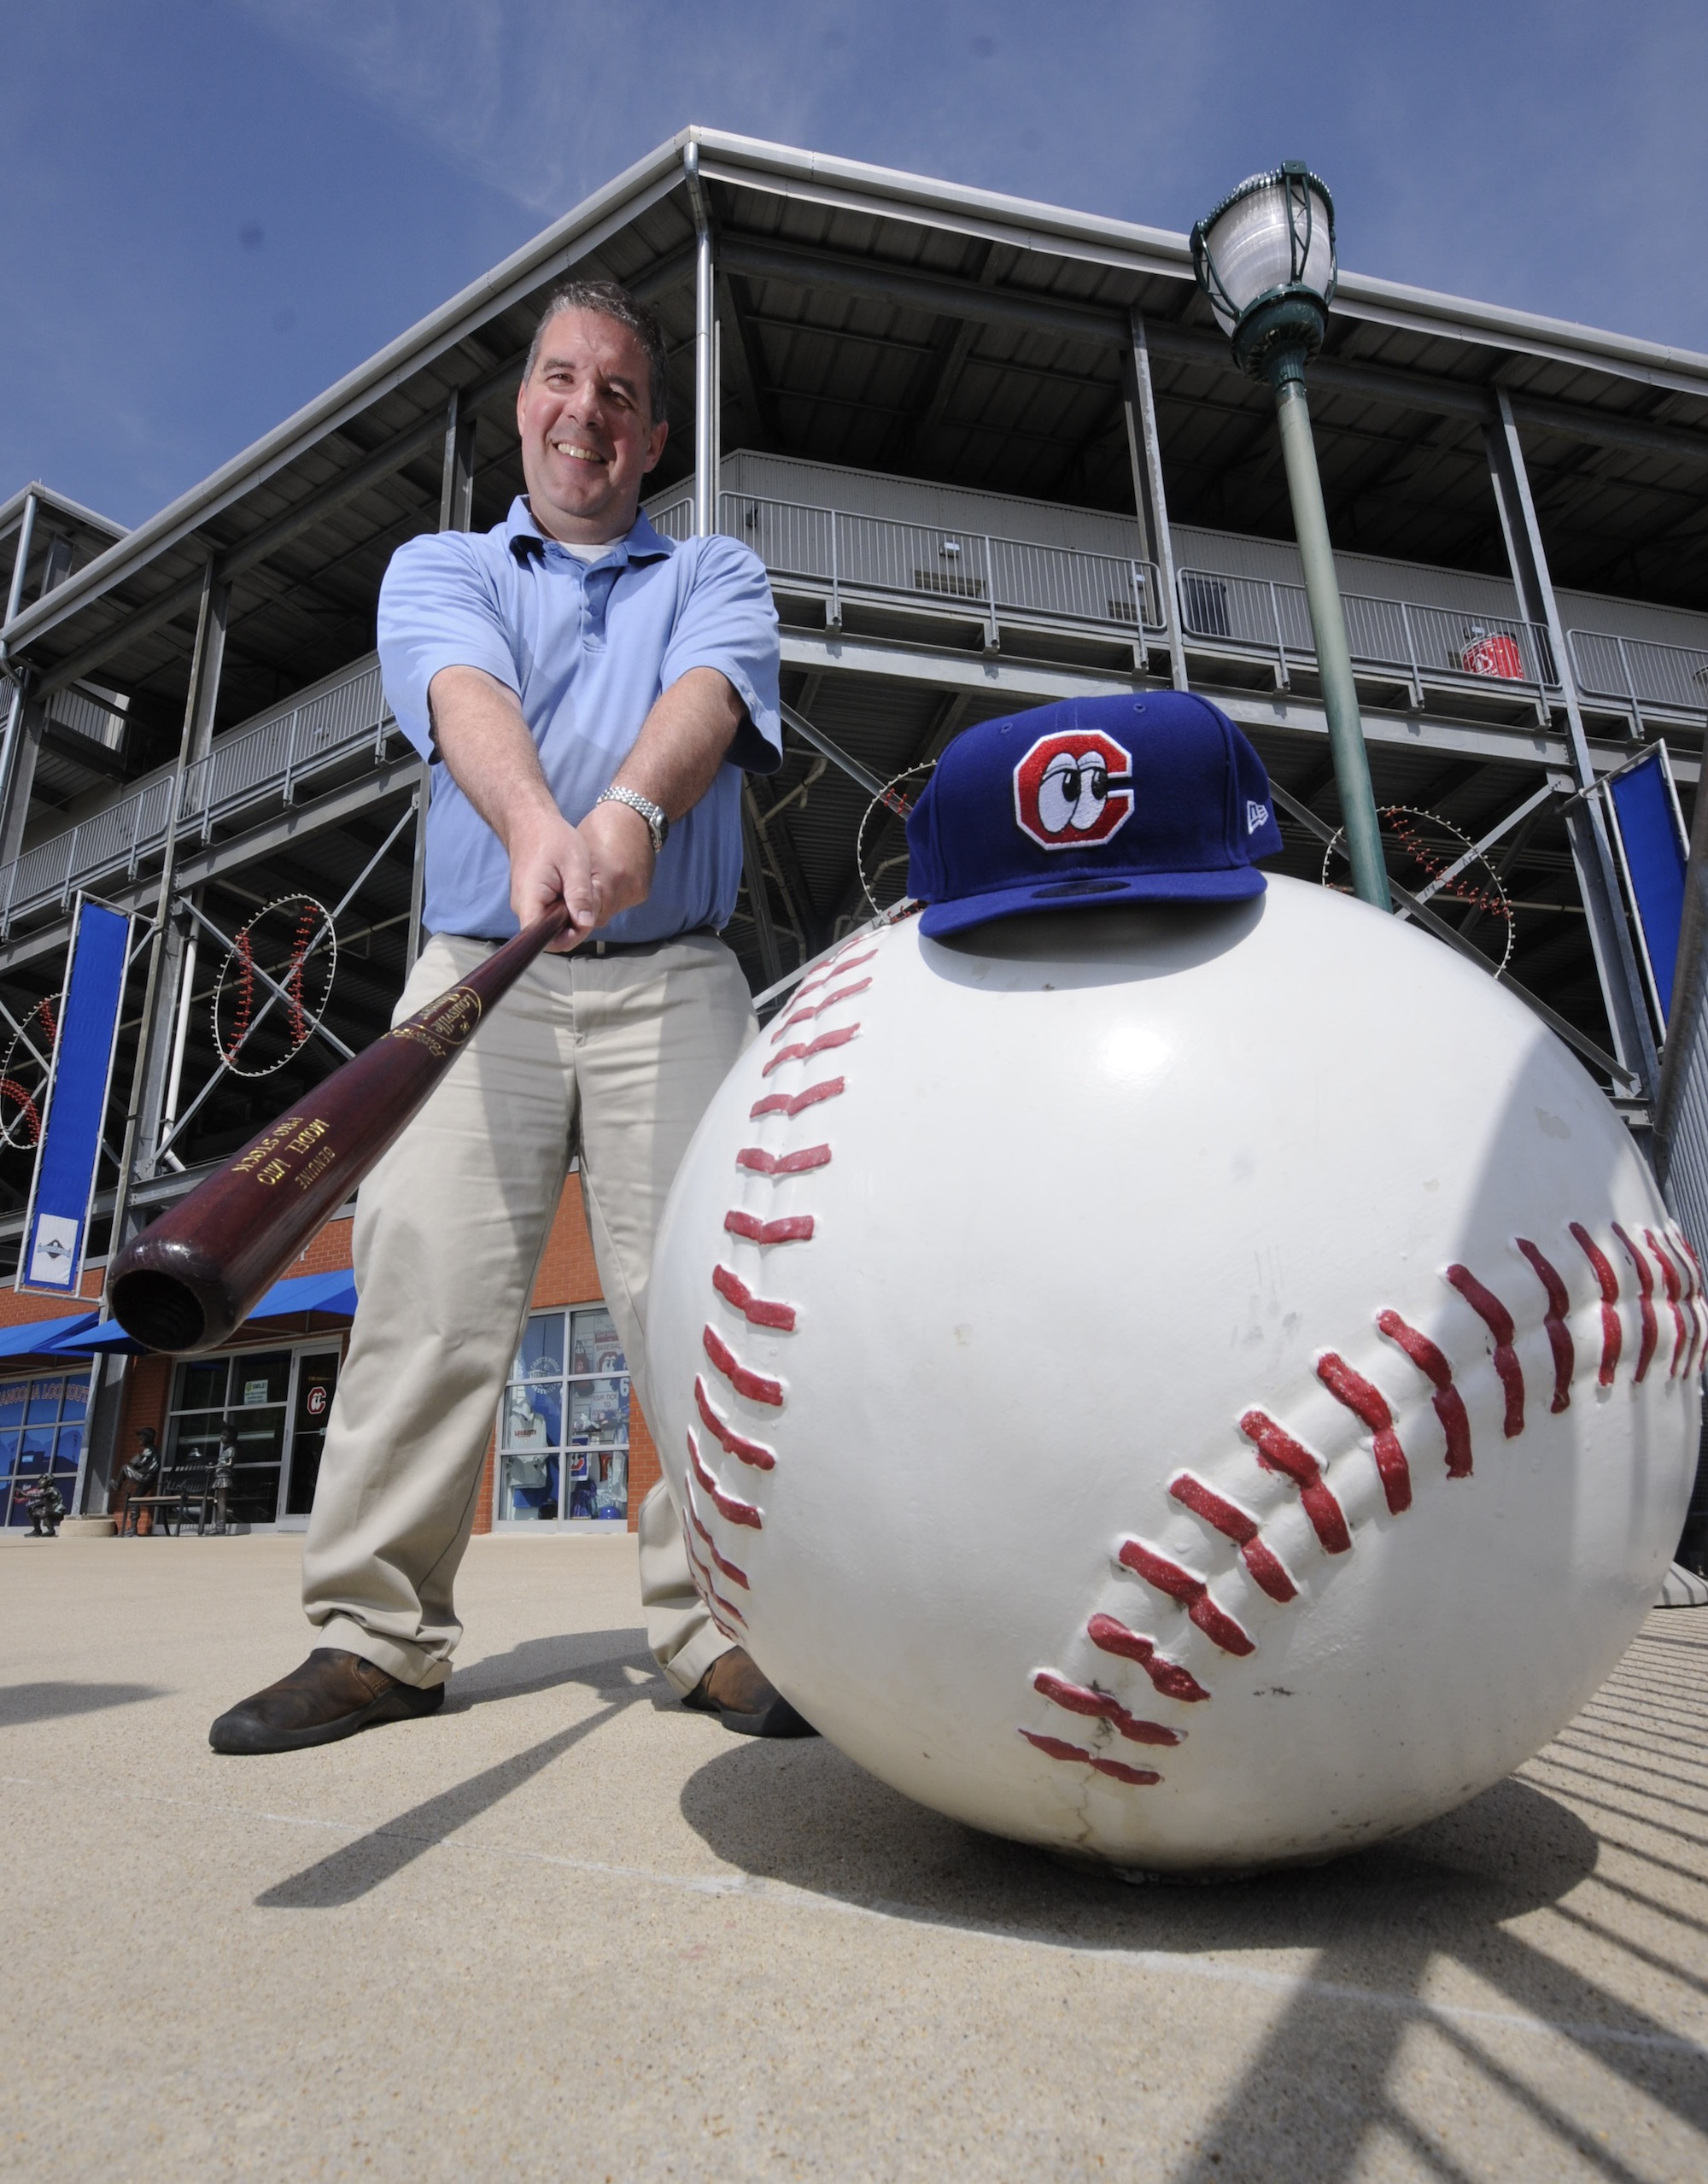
[5,126,1705,740]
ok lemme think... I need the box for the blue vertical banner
[18,896,132,1297]
[1606,747,1689,1031]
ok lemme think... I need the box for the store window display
[0,1372,87,1527]
[499,1306,630,1524]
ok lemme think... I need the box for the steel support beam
[0,691,44,872]
[1123,311,1186,690]
[3,489,38,629]
[684,144,719,535]
[132,571,230,1189]
[1485,389,1658,1096]
[740,788,783,985]
[439,389,477,532]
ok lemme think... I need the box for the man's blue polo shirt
[377,497,782,945]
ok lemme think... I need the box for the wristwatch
[594,785,670,854]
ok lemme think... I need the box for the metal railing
[1177,567,1558,707]
[0,655,395,936]
[1568,628,1708,725]
[652,492,1166,638]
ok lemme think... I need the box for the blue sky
[3,0,1705,532]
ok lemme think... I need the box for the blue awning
[0,1311,100,1358]
[41,1268,358,1359]
[51,1317,140,1355]
[250,1268,359,1318]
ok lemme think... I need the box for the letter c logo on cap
[1013,729,1134,852]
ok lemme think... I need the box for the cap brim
[917,864,1266,940]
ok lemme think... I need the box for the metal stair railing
[0,654,395,938]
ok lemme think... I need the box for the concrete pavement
[3,1532,1705,2182]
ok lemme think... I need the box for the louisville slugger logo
[1013,729,1134,851]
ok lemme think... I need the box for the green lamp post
[1190,165,1390,910]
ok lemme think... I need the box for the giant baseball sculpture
[647,694,1699,1872]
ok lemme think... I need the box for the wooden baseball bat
[108,904,571,1353]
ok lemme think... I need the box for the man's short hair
[524,280,670,425]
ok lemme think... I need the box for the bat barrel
[108,905,570,1351]
[109,1241,244,1355]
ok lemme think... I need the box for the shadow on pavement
[677,1623,1708,2183]
[441,1628,656,1710]
[0,1681,165,1727]
[255,1642,663,1910]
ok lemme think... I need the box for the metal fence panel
[1177,567,1557,694]
[689,492,1162,633]
[0,655,395,934]
[1570,627,1708,716]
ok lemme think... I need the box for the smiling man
[209,280,809,1754]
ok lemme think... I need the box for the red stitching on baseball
[701,1325,784,1408]
[1644,1229,1689,1378]
[1569,1223,1623,1387]
[1375,1310,1473,1477]
[1445,1265,1525,1437]
[1017,1729,1162,1788]
[1314,1354,1413,1514]
[683,1479,752,1590]
[1237,1411,1353,1554]
[681,1517,747,1634]
[687,1428,763,1529]
[712,1263,797,1332]
[1031,1670,1183,1747]
[0,1077,42,1145]
[1612,1225,1658,1383]
[736,1144,832,1176]
[1512,1238,1574,1413]
[1670,1224,1706,1376]
[1167,1471,1298,1600]
[1116,1539,1255,1657]
[693,1376,776,1470]
[761,1024,858,1078]
[769,978,872,1043]
[1085,1614,1210,1702]
[723,1210,815,1245]
[749,1077,845,1120]
[793,949,876,1004]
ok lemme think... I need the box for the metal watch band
[595,785,669,854]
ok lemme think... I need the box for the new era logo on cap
[905,692,1284,940]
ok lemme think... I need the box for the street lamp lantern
[1192,164,1390,910]
[1190,165,1337,381]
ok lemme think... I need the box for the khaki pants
[301,928,754,1696]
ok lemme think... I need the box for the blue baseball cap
[905,692,1284,940]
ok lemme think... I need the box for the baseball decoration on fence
[212,894,336,1075]
[1322,803,1515,974]
[0,991,60,1149]
[648,693,1699,1874]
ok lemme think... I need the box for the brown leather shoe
[208,1648,445,1755]
[682,1645,817,1738]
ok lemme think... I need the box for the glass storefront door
[497,1305,630,1525]
[164,1342,342,1528]
[284,1351,340,1517]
